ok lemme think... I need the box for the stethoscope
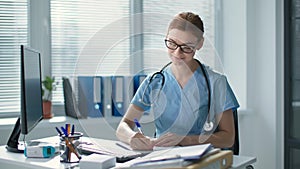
[138,59,214,132]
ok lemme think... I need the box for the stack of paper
[79,154,116,169]
[78,138,151,162]
[115,143,213,169]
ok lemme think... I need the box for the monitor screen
[20,45,43,134]
[6,45,43,153]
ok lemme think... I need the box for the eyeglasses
[164,39,196,54]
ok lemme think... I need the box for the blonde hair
[168,12,204,40]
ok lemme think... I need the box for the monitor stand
[5,117,44,153]
[6,117,24,153]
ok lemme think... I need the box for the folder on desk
[78,76,103,117]
[78,138,149,163]
[133,74,148,115]
[93,76,103,116]
[125,150,233,169]
[62,77,85,118]
[111,76,124,117]
[117,144,215,168]
[123,76,134,112]
[101,76,112,117]
[187,150,233,169]
[144,143,213,160]
[133,74,147,94]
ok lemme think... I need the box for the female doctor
[116,12,239,150]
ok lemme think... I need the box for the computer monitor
[6,45,43,153]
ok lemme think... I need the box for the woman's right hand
[129,132,155,150]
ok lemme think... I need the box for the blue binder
[78,76,103,117]
[133,74,147,94]
[101,76,112,117]
[133,74,150,115]
[111,76,124,116]
[123,76,134,113]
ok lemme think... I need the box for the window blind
[51,0,217,104]
[143,1,216,73]
[0,0,27,116]
[51,0,130,103]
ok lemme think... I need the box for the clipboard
[116,144,214,168]
[181,150,233,169]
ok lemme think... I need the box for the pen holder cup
[59,132,83,163]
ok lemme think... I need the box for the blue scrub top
[131,64,239,137]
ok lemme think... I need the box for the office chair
[230,109,239,155]
[225,109,254,169]
[213,109,239,154]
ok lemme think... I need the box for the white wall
[223,0,284,169]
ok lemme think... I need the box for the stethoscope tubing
[139,59,213,131]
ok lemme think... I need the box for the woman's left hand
[153,132,184,147]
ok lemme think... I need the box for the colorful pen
[66,124,70,135]
[71,124,75,135]
[61,126,68,136]
[55,127,63,136]
[134,118,144,135]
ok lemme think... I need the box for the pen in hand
[134,118,144,135]
[116,142,132,151]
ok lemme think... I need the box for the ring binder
[112,76,124,116]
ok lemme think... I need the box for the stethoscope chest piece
[203,121,214,132]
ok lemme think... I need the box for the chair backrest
[215,109,239,155]
[231,109,239,155]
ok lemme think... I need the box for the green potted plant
[42,76,57,119]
